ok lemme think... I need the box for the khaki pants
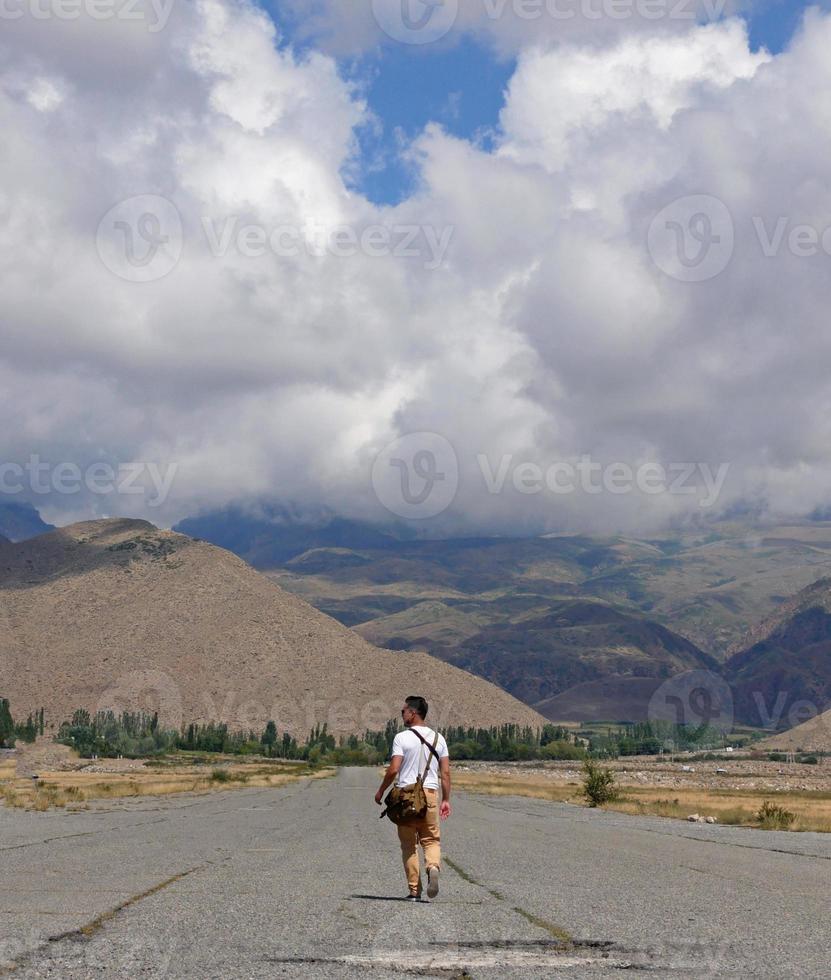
[397,788,441,896]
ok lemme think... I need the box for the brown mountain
[0,520,545,735]
[726,578,831,729]
[757,707,831,752]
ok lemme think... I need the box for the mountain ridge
[0,519,546,735]
[726,577,831,728]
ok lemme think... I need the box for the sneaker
[406,894,421,902]
[426,866,440,899]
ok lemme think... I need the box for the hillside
[726,578,831,729]
[438,601,718,718]
[758,708,831,752]
[178,512,831,657]
[353,596,717,718]
[173,510,831,725]
[0,520,546,735]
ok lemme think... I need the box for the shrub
[210,768,232,783]
[798,756,819,765]
[542,740,587,761]
[757,800,796,830]
[582,760,618,807]
[326,744,382,766]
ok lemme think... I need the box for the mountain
[174,509,831,724]
[354,594,717,717]
[180,511,831,655]
[175,505,402,566]
[0,519,546,735]
[757,707,831,752]
[0,502,54,542]
[435,601,719,720]
[726,578,831,729]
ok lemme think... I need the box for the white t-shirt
[391,725,449,790]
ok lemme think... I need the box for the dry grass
[607,786,831,833]
[454,770,831,833]
[454,770,577,804]
[0,759,333,811]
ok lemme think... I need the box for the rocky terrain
[759,707,831,752]
[0,519,545,735]
[456,756,831,794]
[176,509,831,724]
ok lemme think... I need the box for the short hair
[405,695,428,720]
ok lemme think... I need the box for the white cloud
[499,19,768,171]
[3,2,831,534]
[282,0,752,56]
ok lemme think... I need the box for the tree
[15,713,38,743]
[0,699,14,747]
[582,760,619,807]
[261,720,278,754]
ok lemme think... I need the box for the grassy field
[0,755,333,811]
[453,770,831,833]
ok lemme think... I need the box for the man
[375,696,452,901]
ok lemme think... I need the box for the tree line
[51,711,593,763]
[1,696,736,762]
[0,699,44,748]
[584,720,733,758]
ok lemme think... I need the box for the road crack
[443,856,572,944]
[0,858,226,976]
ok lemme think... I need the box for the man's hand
[440,800,452,821]
[376,755,402,807]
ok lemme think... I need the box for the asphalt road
[1,767,828,978]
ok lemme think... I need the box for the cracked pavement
[1,767,829,977]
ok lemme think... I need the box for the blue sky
[267,1,818,205]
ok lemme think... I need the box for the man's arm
[375,755,402,805]
[439,756,452,820]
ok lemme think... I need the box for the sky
[270,0,820,205]
[2,0,831,536]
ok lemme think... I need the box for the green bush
[326,744,382,766]
[210,769,232,783]
[798,755,819,765]
[757,800,796,830]
[542,740,587,761]
[582,760,618,807]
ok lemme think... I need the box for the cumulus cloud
[282,0,751,56]
[2,1,831,534]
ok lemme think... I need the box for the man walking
[375,696,452,901]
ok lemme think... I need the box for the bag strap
[411,728,440,782]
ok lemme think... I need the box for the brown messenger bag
[380,729,440,825]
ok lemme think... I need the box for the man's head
[401,695,428,727]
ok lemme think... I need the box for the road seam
[0,862,212,976]
[443,856,572,944]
